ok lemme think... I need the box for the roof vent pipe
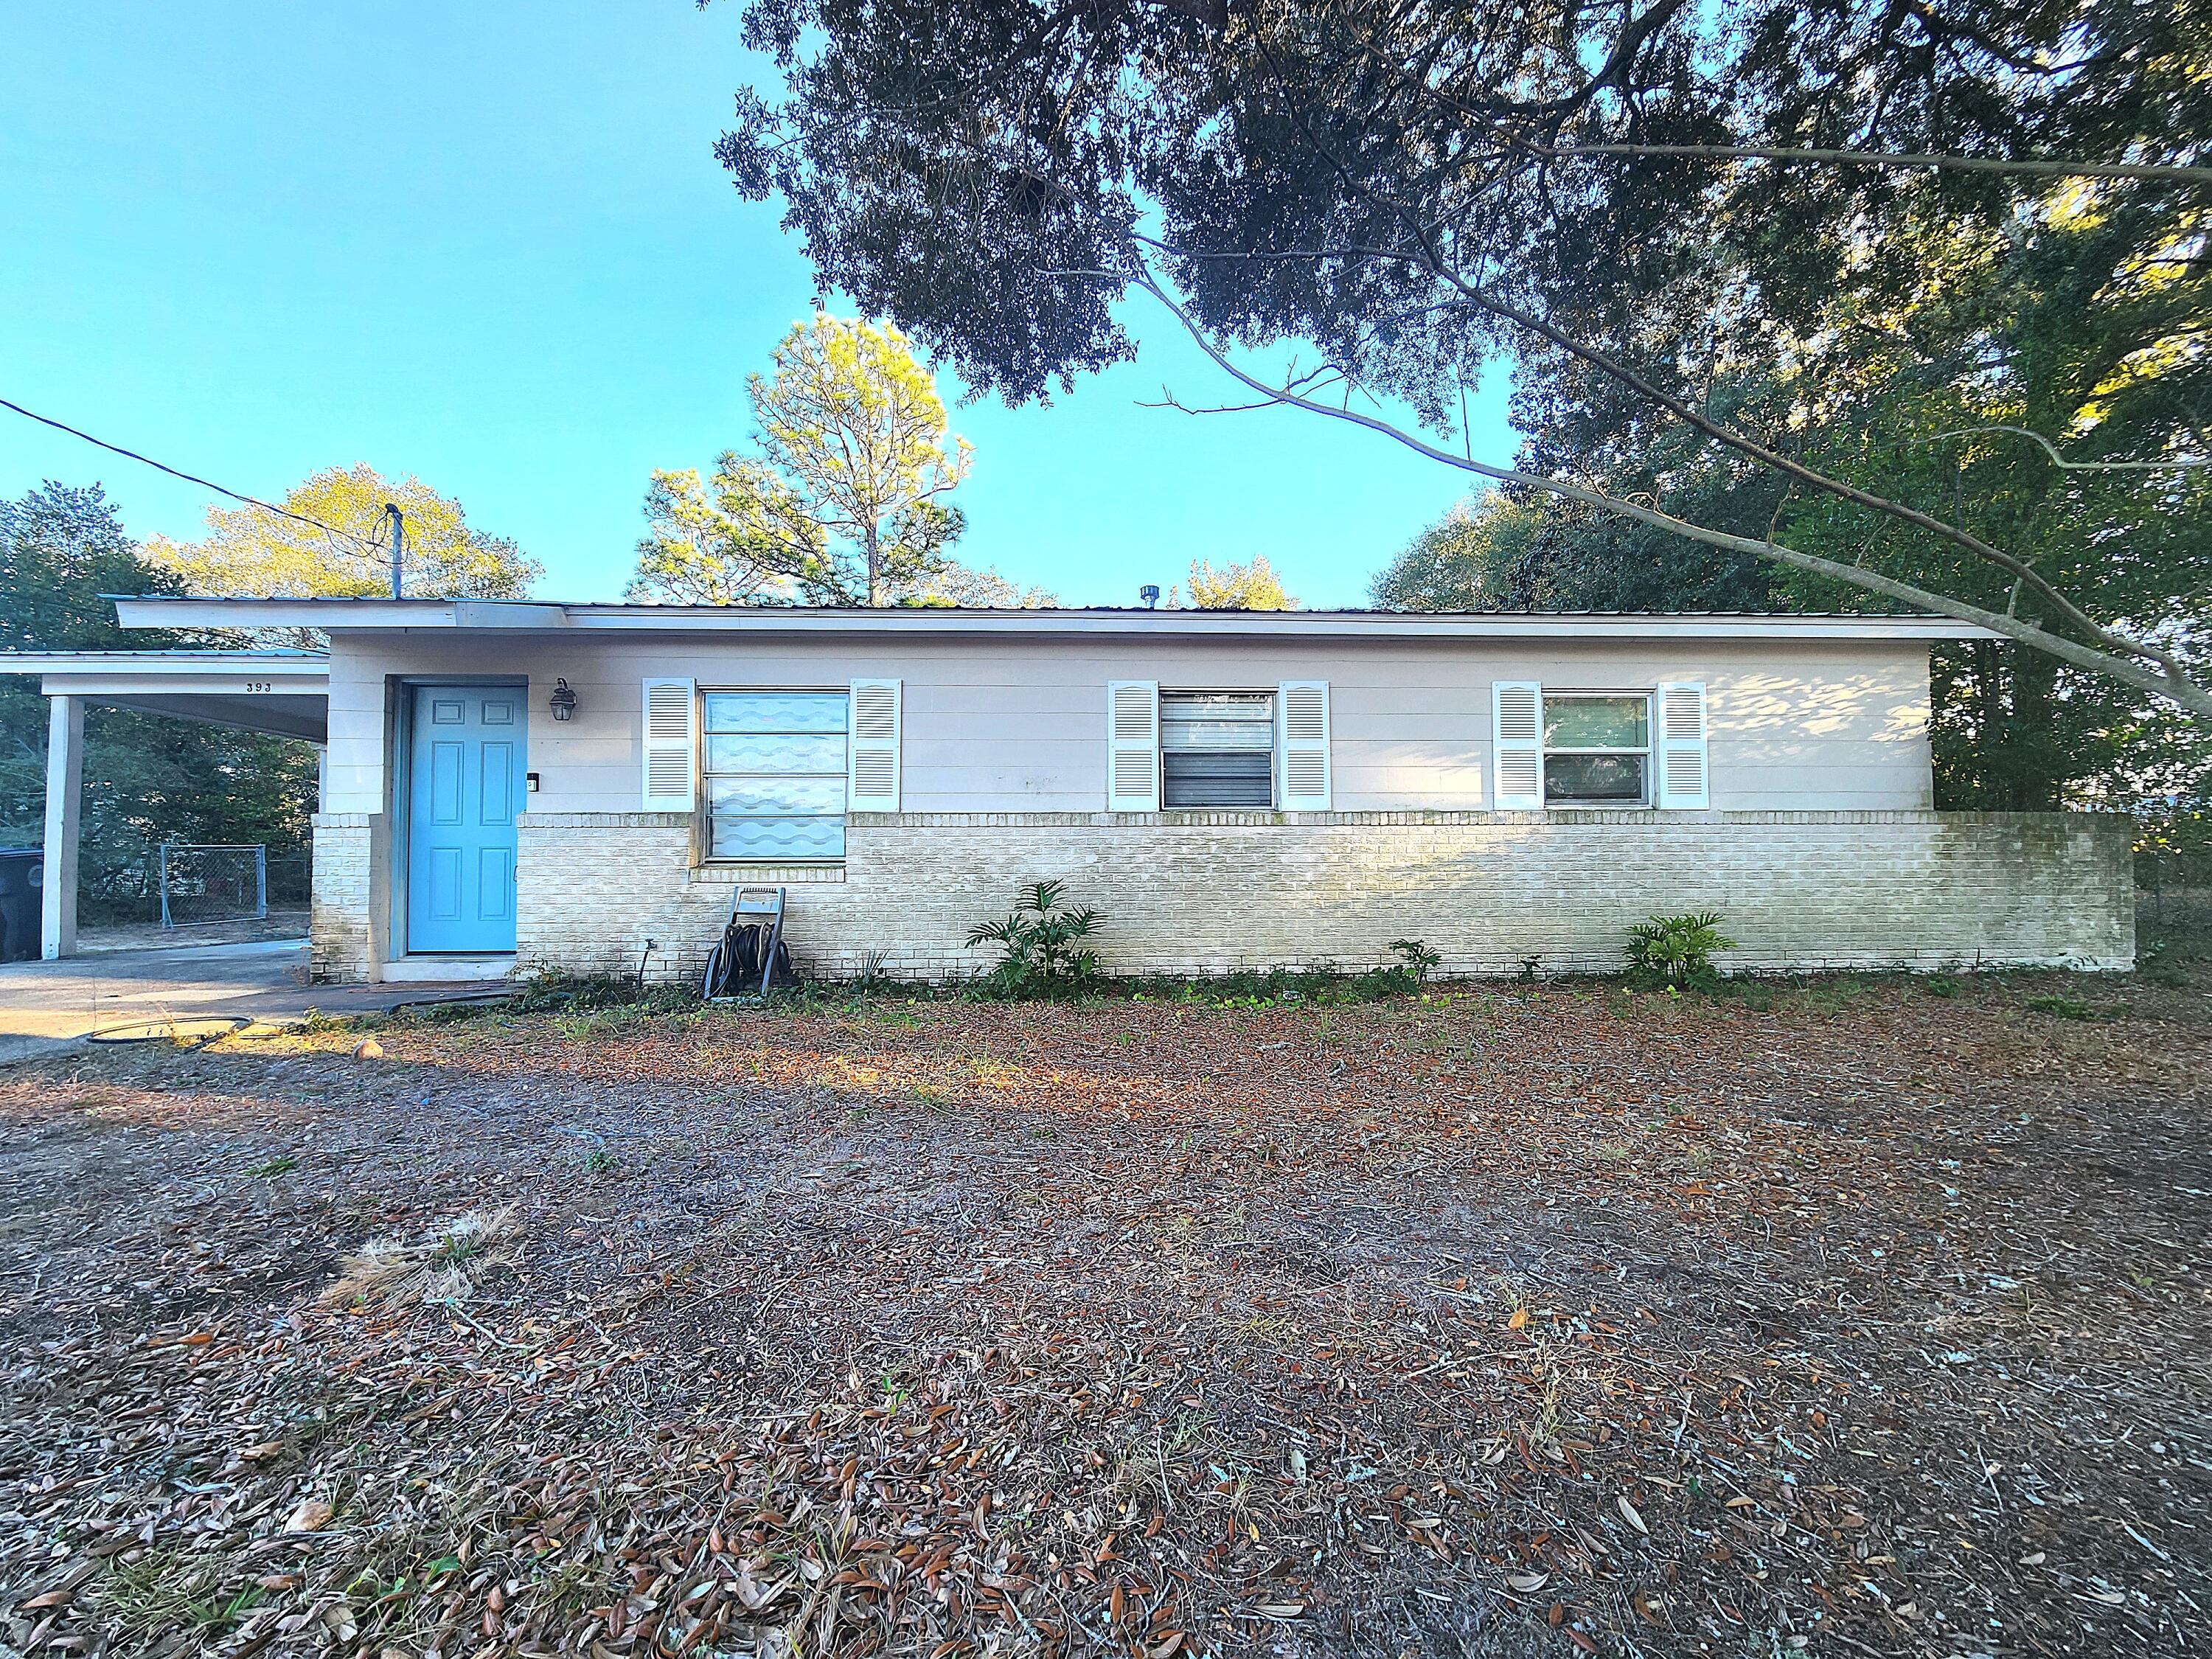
[1140,585,1161,609]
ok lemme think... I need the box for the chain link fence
[78,846,310,929]
[2137,847,2212,936]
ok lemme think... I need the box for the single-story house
[14,598,2135,979]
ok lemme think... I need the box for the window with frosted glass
[703,692,849,859]
[1161,692,1276,807]
[1543,693,1651,804]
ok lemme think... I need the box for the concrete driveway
[0,939,504,1063]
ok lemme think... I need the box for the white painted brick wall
[309,814,376,982]
[458,809,2130,985]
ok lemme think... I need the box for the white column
[41,695,83,960]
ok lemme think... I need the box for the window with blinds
[703,692,850,860]
[1160,691,1275,808]
[1543,693,1651,804]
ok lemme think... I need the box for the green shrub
[967,880,1102,998]
[2025,992,2094,1020]
[1624,912,1737,991]
[1388,939,1441,984]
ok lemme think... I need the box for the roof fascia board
[102,597,1992,641]
[37,673,331,698]
[111,597,466,630]
[557,611,1988,641]
[0,653,330,682]
[108,598,572,630]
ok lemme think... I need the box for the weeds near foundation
[505,972,701,1017]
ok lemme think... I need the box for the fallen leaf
[1618,1495,1649,1534]
[284,1498,334,1533]
[1507,1572,1550,1593]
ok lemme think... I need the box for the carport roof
[0,650,329,742]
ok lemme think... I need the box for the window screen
[1543,693,1651,804]
[703,692,849,859]
[1161,692,1275,807]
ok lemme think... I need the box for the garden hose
[87,1016,256,1050]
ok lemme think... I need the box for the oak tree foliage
[717,0,2209,713]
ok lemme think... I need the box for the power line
[0,393,386,555]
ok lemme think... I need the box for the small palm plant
[967,880,1102,997]
[1624,911,1737,991]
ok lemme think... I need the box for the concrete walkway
[0,939,507,1064]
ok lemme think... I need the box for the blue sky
[0,3,1513,608]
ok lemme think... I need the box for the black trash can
[0,849,42,963]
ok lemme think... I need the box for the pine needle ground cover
[1,975,2204,1658]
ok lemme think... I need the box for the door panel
[480,742,513,823]
[477,847,513,921]
[428,742,463,823]
[406,685,524,952]
[426,848,462,920]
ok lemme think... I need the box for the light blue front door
[406,685,523,953]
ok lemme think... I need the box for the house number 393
[242,681,273,692]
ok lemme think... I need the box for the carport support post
[41,694,83,960]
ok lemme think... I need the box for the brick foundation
[425,809,2136,986]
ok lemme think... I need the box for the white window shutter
[1105,681,1159,811]
[1655,681,1710,809]
[641,678,696,810]
[848,678,902,810]
[1278,681,1332,811]
[1492,681,1543,810]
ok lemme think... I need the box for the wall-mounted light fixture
[549,678,578,723]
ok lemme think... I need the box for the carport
[0,650,330,958]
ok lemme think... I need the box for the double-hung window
[703,692,849,860]
[1542,693,1652,805]
[1160,691,1275,807]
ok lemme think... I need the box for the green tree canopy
[718,0,2211,715]
[629,313,976,606]
[147,464,539,601]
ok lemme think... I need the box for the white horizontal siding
[319,633,1933,817]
